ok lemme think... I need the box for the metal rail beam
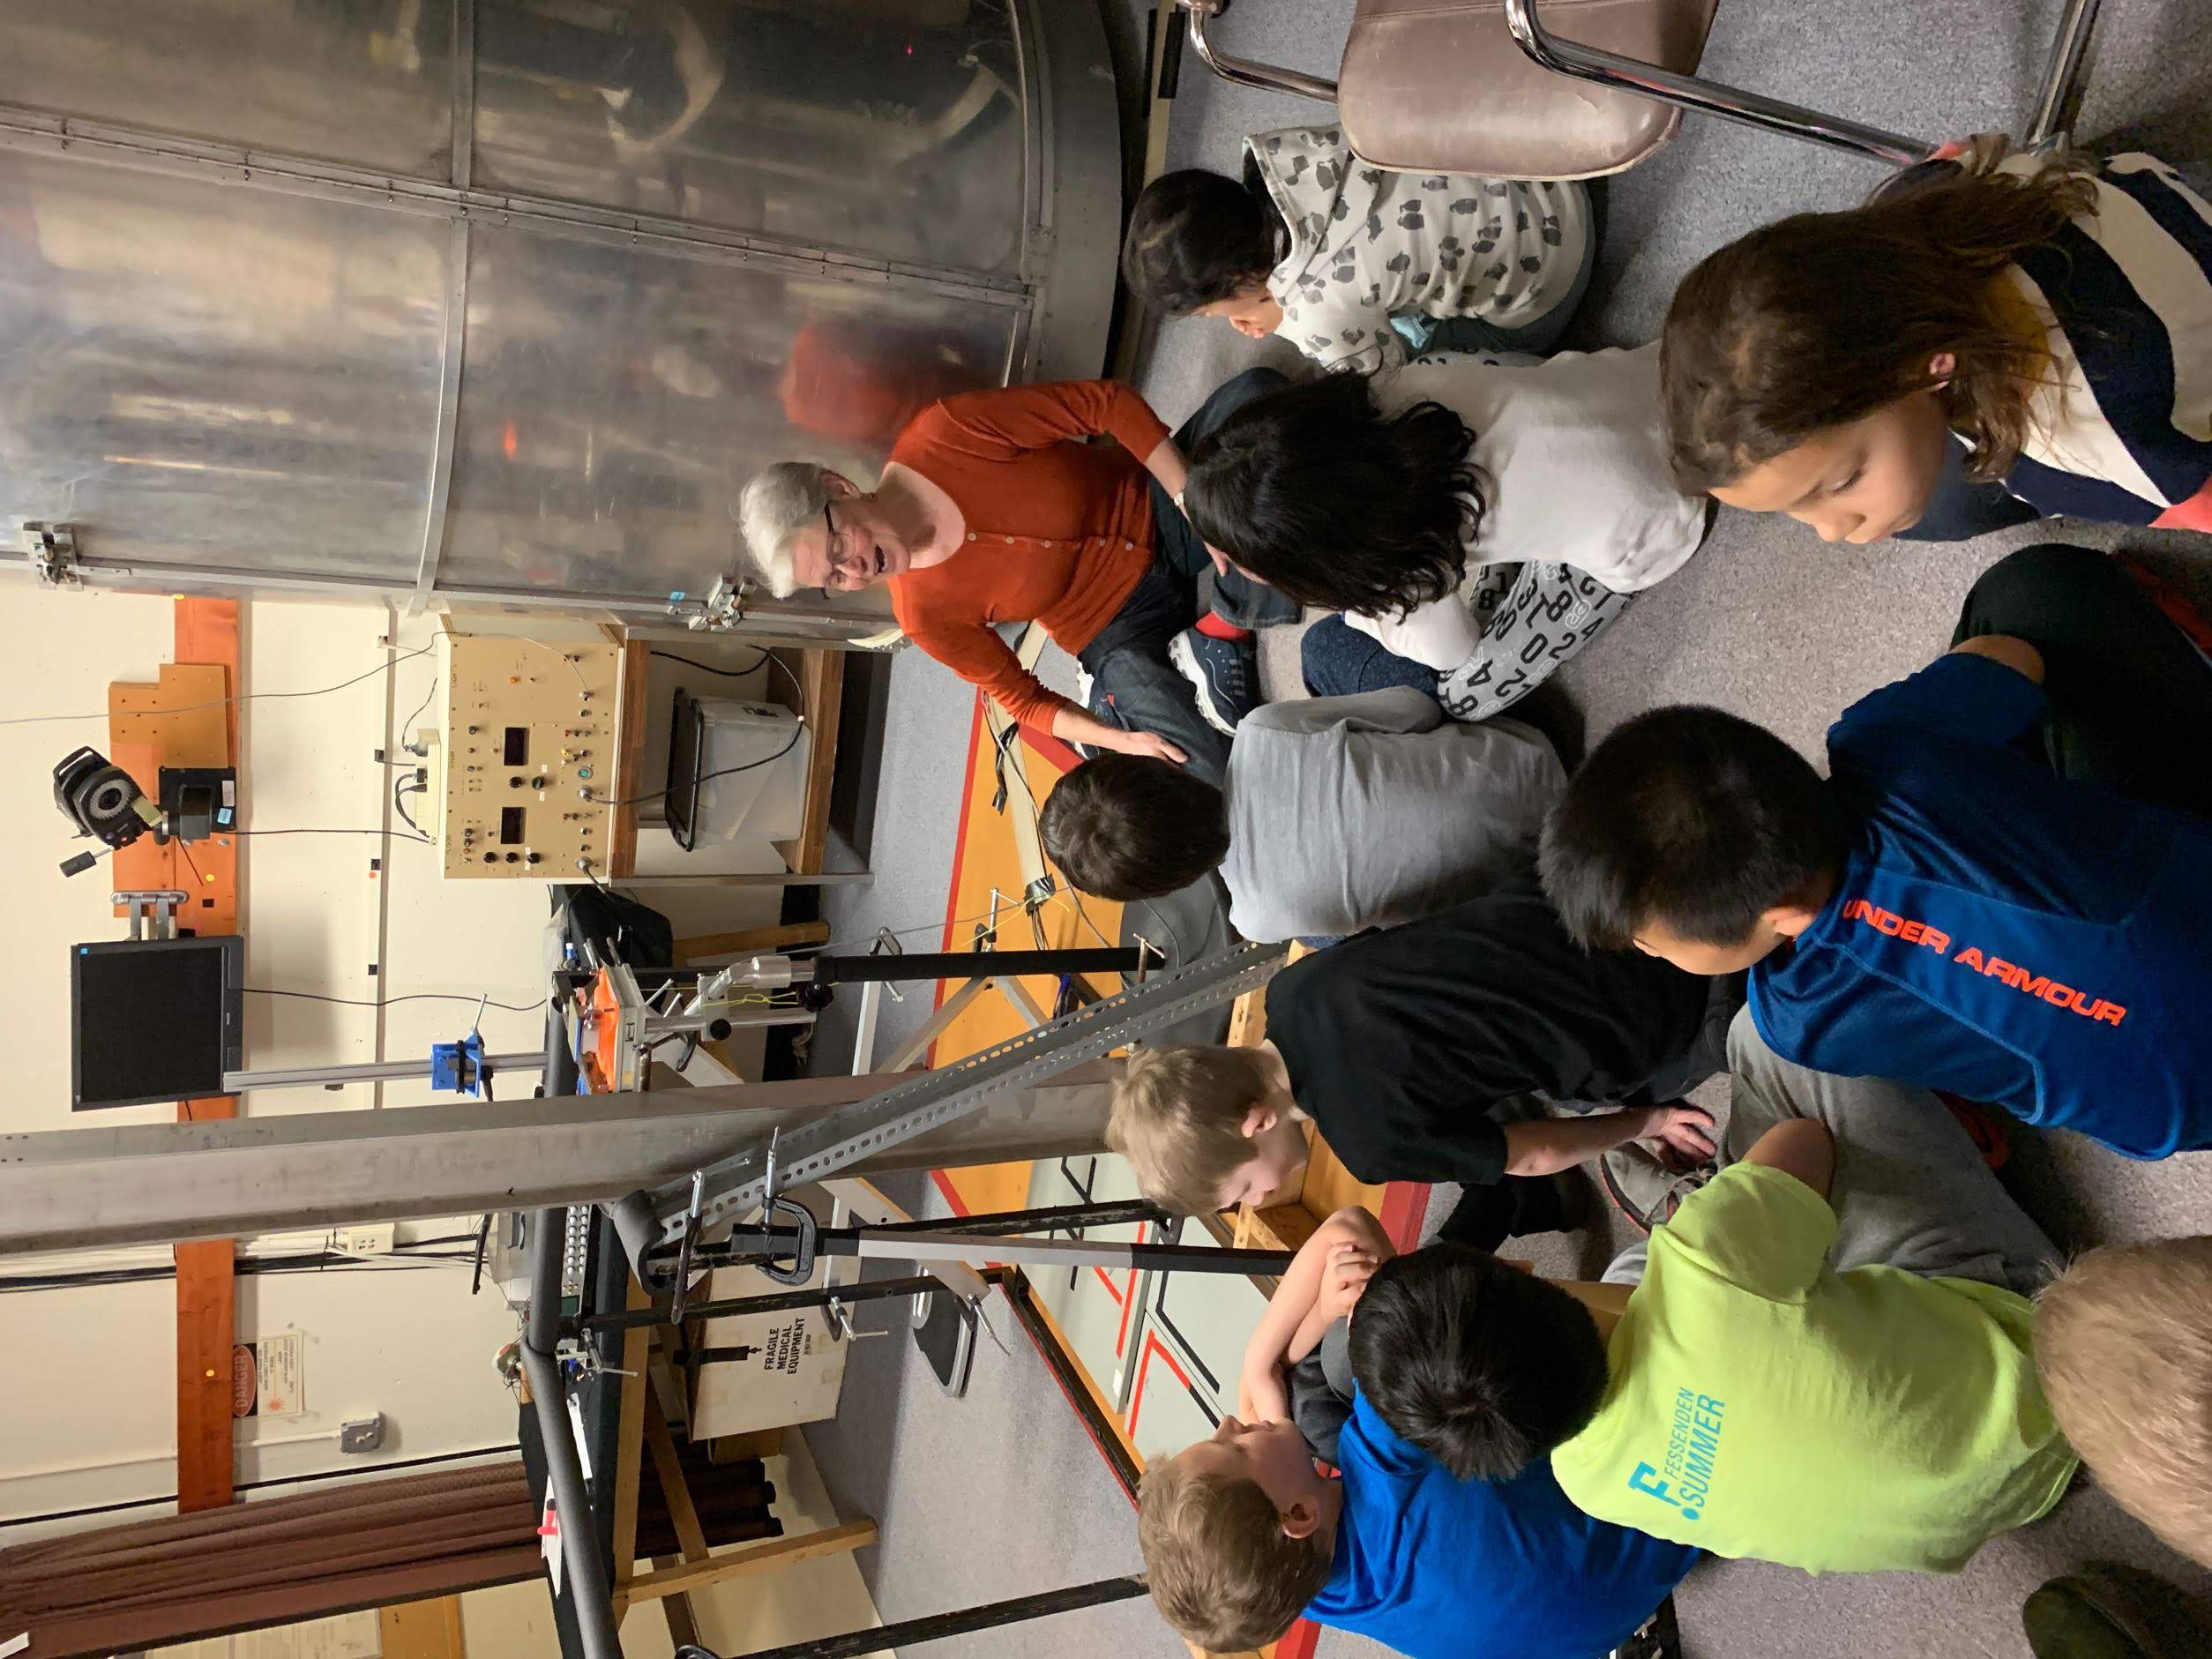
[223,1050,543,1092]
[0,1065,1121,1256]
[606,940,1288,1264]
[524,1204,622,1659]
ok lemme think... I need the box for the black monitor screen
[72,936,244,1110]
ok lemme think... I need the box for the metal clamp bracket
[112,888,191,941]
[665,1170,708,1325]
[751,1130,818,1287]
[682,572,750,633]
[25,522,80,587]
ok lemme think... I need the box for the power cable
[393,773,427,839]
[229,826,432,845]
[243,988,549,1013]
[394,669,440,755]
[0,643,434,727]
[649,647,807,706]
[588,723,803,809]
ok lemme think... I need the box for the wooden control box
[437,629,624,882]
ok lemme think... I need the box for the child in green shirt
[1350,1008,2078,1575]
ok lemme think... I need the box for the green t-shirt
[1551,1162,2076,1573]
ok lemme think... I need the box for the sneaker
[1436,1172,1580,1248]
[2022,1565,2173,1659]
[1168,626,1259,736]
[2115,550,2212,660]
[1599,1143,1713,1236]
[1612,1594,1683,1659]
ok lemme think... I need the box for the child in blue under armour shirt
[1134,1207,1695,1658]
[1537,542,2212,1161]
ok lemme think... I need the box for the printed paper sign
[230,1332,308,1419]
[539,1496,564,1594]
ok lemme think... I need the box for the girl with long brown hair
[1661,140,2212,544]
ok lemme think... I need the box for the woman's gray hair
[736,460,833,598]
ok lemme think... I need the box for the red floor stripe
[928,1169,971,1218]
[923,691,993,1072]
[1015,716,1082,773]
[1379,1179,1431,1254]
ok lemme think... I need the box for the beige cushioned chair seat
[1341,0,1721,181]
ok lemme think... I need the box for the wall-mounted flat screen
[71,935,244,1110]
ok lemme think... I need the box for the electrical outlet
[340,1414,385,1453]
[337,1224,396,1255]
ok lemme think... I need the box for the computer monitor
[71,935,245,1110]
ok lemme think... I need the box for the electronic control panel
[437,630,624,882]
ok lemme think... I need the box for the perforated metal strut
[601,940,1289,1276]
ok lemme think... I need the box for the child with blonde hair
[2036,1236,2212,1571]
[1107,878,1724,1240]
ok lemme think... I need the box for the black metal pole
[669,1227,1295,1277]
[861,1198,1171,1236]
[543,997,580,1100]
[805,946,1140,985]
[678,1574,1150,1659]
[520,1204,620,1659]
[670,1199,1172,1272]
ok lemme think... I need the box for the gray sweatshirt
[1219,689,1566,944]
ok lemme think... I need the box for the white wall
[460,1430,887,1659]
[1,583,791,1541]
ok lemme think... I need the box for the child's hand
[1637,1104,1718,1169]
[1316,1239,1381,1324]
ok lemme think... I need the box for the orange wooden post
[109,599,245,1511]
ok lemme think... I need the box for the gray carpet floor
[803,1,2212,1653]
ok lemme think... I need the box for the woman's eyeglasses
[820,501,860,595]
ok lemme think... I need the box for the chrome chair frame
[1177,0,2105,169]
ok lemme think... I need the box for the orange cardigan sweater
[886,379,1172,725]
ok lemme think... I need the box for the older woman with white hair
[736,372,1299,785]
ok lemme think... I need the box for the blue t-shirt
[1306,1392,1698,1659]
[1750,653,2212,1158]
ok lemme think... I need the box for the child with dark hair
[1540,542,2212,1161]
[1354,1005,2077,1575]
[1182,347,1707,721]
[1124,128,1593,373]
[1038,687,1563,943]
[1663,140,2212,542]
[1348,1243,1614,1482]
[1135,1205,1697,1657]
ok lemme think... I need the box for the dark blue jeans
[1077,368,1303,786]
[1954,542,2212,818]
[1298,612,1441,700]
